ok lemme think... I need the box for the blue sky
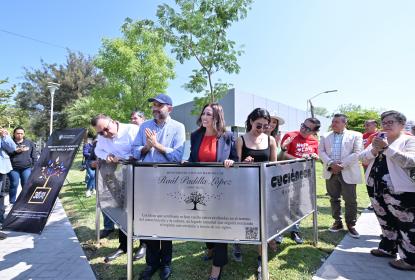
[1,0,415,121]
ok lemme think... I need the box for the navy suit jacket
[188,128,238,162]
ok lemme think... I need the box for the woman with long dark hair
[236,108,278,280]
[188,103,237,280]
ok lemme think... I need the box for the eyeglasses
[381,120,398,126]
[255,123,270,130]
[97,120,111,136]
[301,123,313,132]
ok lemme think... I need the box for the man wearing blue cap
[133,93,185,280]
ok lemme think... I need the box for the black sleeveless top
[241,135,271,162]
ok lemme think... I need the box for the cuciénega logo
[270,168,312,188]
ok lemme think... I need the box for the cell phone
[378,132,387,139]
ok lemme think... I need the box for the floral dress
[369,153,415,264]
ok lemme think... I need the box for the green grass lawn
[60,154,370,280]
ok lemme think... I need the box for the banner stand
[127,165,134,280]
[260,163,269,280]
[96,159,318,280]
[95,172,101,242]
[312,160,318,246]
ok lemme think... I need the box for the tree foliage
[337,104,381,133]
[157,0,252,112]
[92,18,175,121]
[313,106,329,118]
[15,51,105,138]
[0,79,16,127]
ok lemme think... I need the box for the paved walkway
[0,199,96,280]
[313,209,414,280]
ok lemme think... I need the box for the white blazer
[360,134,415,193]
[319,129,363,184]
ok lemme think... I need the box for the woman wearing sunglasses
[235,107,277,280]
[188,103,238,280]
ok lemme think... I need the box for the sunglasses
[301,123,313,132]
[97,120,111,136]
[255,123,270,130]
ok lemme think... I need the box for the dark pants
[326,173,357,226]
[0,174,6,224]
[144,239,172,267]
[373,187,415,265]
[206,242,228,267]
[119,229,127,252]
[103,212,114,230]
[118,230,146,252]
[8,168,31,204]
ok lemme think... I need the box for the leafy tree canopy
[0,79,15,125]
[336,104,381,133]
[157,0,252,112]
[15,51,105,138]
[93,18,175,121]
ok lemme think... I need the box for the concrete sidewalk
[313,209,414,280]
[0,199,96,280]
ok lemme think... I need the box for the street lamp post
[47,82,60,136]
[307,90,338,118]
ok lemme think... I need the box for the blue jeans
[103,212,114,230]
[85,161,95,191]
[8,168,31,204]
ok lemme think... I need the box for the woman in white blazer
[360,110,415,271]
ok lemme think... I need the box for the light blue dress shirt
[332,132,344,163]
[1,134,16,174]
[132,117,185,163]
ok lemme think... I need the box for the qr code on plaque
[245,227,258,240]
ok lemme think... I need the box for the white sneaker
[85,190,92,197]
[92,189,96,195]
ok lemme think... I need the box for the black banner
[2,128,85,234]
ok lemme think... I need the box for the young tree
[15,51,105,138]
[157,0,252,112]
[94,18,175,120]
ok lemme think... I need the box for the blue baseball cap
[148,94,172,106]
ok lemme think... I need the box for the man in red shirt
[276,117,321,245]
[280,117,320,160]
[363,120,378,149]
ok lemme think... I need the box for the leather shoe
[370,248,396,258]
[133,243,147,261]
[290,232,304,244]
[139,265,159,280]
[104,248,125,263]
[0,231,7,240]
[159,265,172,280]
[100,229,114,238]
[389,259,415,271]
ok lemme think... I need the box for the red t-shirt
[363,131,377,148]
[198,135,217,162]
[281,131,319,158]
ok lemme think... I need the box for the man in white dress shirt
[91,114,140,262]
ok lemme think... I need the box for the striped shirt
[332,132,344,163]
